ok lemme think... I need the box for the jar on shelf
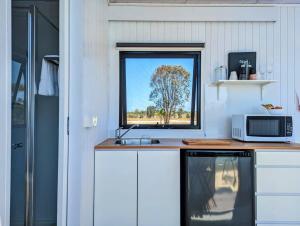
[214,65,227,82]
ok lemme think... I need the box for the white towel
[38,58,59,96]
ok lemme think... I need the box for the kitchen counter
[95,138,300,150]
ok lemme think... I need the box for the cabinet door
[256,196,300,222]
[257,167,300,193]
[138,150,180,226]
[256,151,300,166]
[255,150,300,225]
[94,151,137,226]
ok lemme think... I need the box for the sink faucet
[115,124,140,140]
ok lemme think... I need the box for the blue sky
[126,58,194,112]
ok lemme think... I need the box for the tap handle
[115,127,123,138]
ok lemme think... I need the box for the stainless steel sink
[114,138,160,145]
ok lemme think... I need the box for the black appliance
[181,150,254,226]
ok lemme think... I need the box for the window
[119,51,201,129]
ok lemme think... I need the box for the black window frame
[119,51,201,129]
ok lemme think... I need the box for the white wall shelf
[212,80,277,100]
[212,80,277,86]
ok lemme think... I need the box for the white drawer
[256,168,300,193]
[256,151,300,166]
[257,196,300,222]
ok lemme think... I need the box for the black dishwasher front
[181,150,254,226]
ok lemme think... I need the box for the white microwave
[232,114,294,142]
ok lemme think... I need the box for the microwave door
[247,116,284,137]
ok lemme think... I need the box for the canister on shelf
[214,65,227,81]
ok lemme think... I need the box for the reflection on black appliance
[182,150,253,226]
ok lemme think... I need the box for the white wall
[67,3,300,226]
[68,0,108,226]
[107,6,300,140]
[0,0,11,226]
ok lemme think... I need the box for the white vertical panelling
[238,22,246,50]
[224,23,232,71]
[184,22,192,42]
[211,22,219,72]
[252,22,260,69]
[205,22,212,82]
[287,7,295,115]
[68,0,109,226]
[150,22,159,41]
[231,22,239,52]
[266,22,274,80]
[264,22,276,102]
[177,22,185,41]
[136,22,144,41]
[280,7,288,112]
[218,23,225,67]
[143,22,151,41]
[273,14,281,104]
[191,22,198,42]
[259,23,267,80]
[245,22,253,50]
[108,9,300,138]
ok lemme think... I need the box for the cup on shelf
[229,71,238,80]
[249,74,257,80]
[256,72,263,80]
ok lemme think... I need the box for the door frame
[57,0,70,225]
[0,0,71,225]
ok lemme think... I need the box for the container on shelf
[214,66,227,82]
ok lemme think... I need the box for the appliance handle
[185,150,252,157]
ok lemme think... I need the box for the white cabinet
[256,168,300,193]
[138,150,180,226]
[257,196,300,222]
[94,149,181,226]
[94,150,138,226]
[255,150,300,226]
[256,151,300,166]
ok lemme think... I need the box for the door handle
[12,142,24,150]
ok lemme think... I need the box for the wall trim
[57,0,70,225]
[107,5,280,22]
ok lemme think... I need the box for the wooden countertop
[95,138,300,150]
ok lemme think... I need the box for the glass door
[11,6,35,226]
[182,151,254,226]
[12,4,59,226]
